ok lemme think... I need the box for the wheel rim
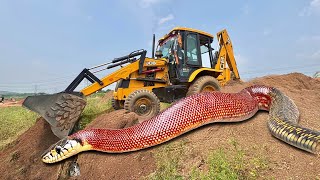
[202,85,216,92]
[133,97,153,116]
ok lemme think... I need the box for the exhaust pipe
[152,34,155,59]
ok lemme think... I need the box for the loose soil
[0,99,23,108]
[0,73,319,179]
[101,90,114,102]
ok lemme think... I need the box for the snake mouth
[42,138,90,163]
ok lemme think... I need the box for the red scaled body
[71,88,261,152]
[42,85,320,163]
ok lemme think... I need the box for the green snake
[42,85,320,163]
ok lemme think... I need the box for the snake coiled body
[267,88,320,153]
[42,85,320,163]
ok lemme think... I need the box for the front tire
[111,98,124,110]
[112,79,125,110]
[124,89,160,118]
[187,76,221,96]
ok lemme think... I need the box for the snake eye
[55,146,62,154]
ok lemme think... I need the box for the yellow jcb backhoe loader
[23,27,240,138]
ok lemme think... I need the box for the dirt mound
[0,118,61,179]
[0,73,319,179]
[224,72,320,92]
[101,90,114,102]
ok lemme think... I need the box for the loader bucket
[23,93,86,139]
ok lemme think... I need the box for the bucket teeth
[23,92,86,139]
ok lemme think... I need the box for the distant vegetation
[0,91,42,99]
[98,89,112,93]
[0,89,112,99]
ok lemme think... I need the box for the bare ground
[0,99,23,108]
[0,73,319,179]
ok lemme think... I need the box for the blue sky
[0,0,319,93]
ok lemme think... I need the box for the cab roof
[158,27,214,43]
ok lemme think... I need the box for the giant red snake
[42,85,320,163]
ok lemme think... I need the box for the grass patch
[190,139,270,180]
[190,149,238,180]
[0,106,39,150]
[147,138,270,180]
[148,140,187,180]
[79,94,112,129]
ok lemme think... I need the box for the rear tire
[124,89,160,118]
[187,76,221,96]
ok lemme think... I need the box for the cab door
[176,32,202,81]
[173,31,202,81]
[185,33,202,67]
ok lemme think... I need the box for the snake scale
[42,85,320,163]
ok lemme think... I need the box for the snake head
[42,137,91,163]
[245,85,273,111]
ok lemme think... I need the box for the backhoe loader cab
[23,27,240,139]
[157,27,216,84]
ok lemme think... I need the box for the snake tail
[267,88,320,153]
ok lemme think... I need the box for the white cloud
[295,49,320,60]
[311,49,320,59]
[311,0,320,8]
[263,28,272,36]
[87,15,93,21]
[139,0,165,8]
[296,35,320,43]
[312,35,320,41]
[299,0,320,16]
[241,4,250,15]
[299,7,311,16]
[158,14,174,25]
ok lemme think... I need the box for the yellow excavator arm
[216,29,240,79]
[22,49,150,138]
[81,60,141,96]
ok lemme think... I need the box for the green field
[79,92,112,129]
[0,106,39,150]
[0,92,111,150]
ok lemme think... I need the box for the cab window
[158,35,176,58]
[186,33,200,66]
[199,36,212,67]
